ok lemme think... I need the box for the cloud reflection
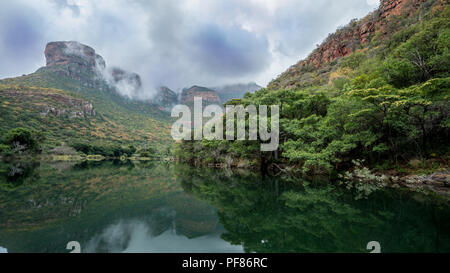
[84,219,244,253]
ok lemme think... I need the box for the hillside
[154,86,178,112]
[153,83,261,112]
[0,41,172,154]
[176,0,450,186]
[268,0,447,90]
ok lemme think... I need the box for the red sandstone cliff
[269,0,434,90]
[303,0,428,67]
[44,41,105,71]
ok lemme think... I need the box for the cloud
[84,219,244,253]
[188,24,271,77]
[63,41,88,56]
[0,1,47,77]
[0,0,378,94]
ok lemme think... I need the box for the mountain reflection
[0,161,449,253]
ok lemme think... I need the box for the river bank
[0,154,176,162]
[180,157,450,198]
[2,152,448,199]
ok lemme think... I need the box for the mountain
[176,0,450,180]
[0,41,172,153]
[36,41,107,89]
[210,82,262,103]
[268,0,445,90]
[179,86,221,106]
[153,86,178,111]
[153,83,261,111]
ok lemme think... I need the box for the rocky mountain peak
[110,67,142,90]
[44,41,106,71]
[180,86,221,105]
[210,82,262,102]
[154,86,178,111]
[37,41,144,97]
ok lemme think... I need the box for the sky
[0,0,380,94]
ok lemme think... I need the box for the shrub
[382,58,418,87]
[0,144,12,156]
[4,128,43,154]
[138,147,156,158]
[69,141,136,157]
[341,52,367,70]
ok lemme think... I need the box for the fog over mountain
[0,0,379,97]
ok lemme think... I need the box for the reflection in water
[0,161,449,253]
[85,219,243,253]
[0,246,7,253]
[0,161,40,188]
[177,165,450,253]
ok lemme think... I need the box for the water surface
[0,160,449,253]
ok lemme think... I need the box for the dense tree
[3,128,43,154]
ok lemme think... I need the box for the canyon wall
[269,0,433,90]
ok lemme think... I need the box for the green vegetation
[382,15,450,87]
[176,1,450,177]
[1,162,448,252]
[0,70,173,158]
[178,166,450,253]
[69,141,136,158]
[0,128,44,156]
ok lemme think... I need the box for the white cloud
[84,219,244,253]
[0,0,378,92]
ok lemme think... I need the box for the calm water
[0,160,449,253]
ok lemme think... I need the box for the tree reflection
[0,161,40,188]
[177,165,450,253]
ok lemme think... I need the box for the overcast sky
[0,0,379,93]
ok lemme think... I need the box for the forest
[175,2,450,179]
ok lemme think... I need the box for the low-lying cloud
[0,0,379,95]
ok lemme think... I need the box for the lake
[0,160,449,253]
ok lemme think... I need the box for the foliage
[137,147,157,158]
[178,166,450,253]
[0,72,172,156]
[69,141,136,157]
[0,144,11,156]
[383,17,450,87]
[2,128,43,154]
[339,160,388,200]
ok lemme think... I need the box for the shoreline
[1,155,448,198]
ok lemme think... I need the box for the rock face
[37,41,106,88]
[0,87,96,120]
[269,0,432,90]
[305,0,428,67]
[180,86,221,105]
[39,93,96,119]
[44,41,105,71]
[211,82,262,103]
[154,86,178,111]
[153,83,261,110]
[37,41,143,97]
